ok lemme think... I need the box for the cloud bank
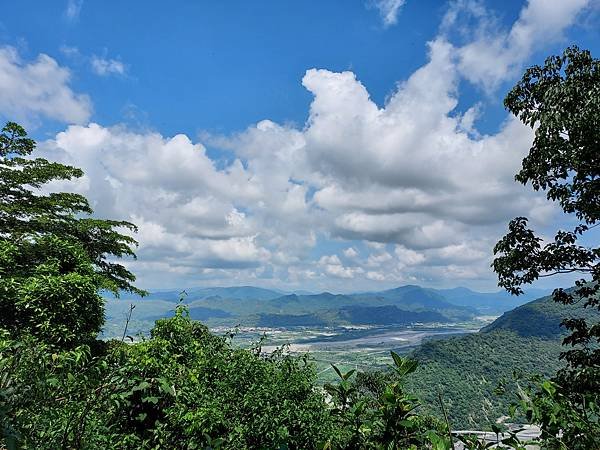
[20,0,593,290]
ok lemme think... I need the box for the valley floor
[219,321,489,383]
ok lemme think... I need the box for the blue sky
[1,0,598,292]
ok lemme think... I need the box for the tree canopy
[0,122,142,295]
[0,122,143,347]
[493,46,600,448]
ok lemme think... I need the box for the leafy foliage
[2,306,458,449]
[0,122,142,296]
[513,376,600,450]
[493,46,600,447]
[323,352,449,449]
[0,122,143,348]
[1,307,332,449]
[0,236,104,347]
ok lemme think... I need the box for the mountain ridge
[103,284,552,334]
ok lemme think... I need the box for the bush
[1,306,337,449]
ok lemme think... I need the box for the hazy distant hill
[103,284,550,335]
[434,287,549,314]
[154,286,284,302]
[196,285,476,325]
[406,292,600,429]
[350,285,475,320]
[107,285,283,302]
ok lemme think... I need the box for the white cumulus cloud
[0,46,91,124]
[31,0,590,291]
[444,0,591,91]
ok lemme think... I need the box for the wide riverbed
[224,323,483,354]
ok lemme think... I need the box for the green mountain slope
[337,305,447,325]
[481,293,600,338]
[254,305,449,327]
[406,331,563,429]
[351,285,475,320]
[405,293,600,429]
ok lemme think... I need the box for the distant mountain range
[103,284,550,336]
[112,284,547,311]
[435,286,549,314]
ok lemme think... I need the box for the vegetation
[408,331,563,430]
[0,122,142,348]
[483,293,600,338]
[354,290,600,430]
[1,304,336,449]
[493,46,600,448]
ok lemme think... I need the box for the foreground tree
[493,46,600,448]
[0,122,143,347]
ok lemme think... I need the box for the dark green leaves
[495,46,600,448]
[390,351,418,378]
[504,46,600,224]
[0,122,34,157]
[0,122,144,348]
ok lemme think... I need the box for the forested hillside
[482,293,600,338]
[407,331,563,429]
[406,293,600,429]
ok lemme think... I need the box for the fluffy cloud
[33,0,586,291]
[39,123,313,287]
[0,46,91,124]
[443,0,591,91]
[206,2,575,290]
[228,38,545,252]
[371,0,406,27]
[343,247,359,259]
[319,255,363,279]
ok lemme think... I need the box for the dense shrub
[0,237,105,348]
[1,306,336,449]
